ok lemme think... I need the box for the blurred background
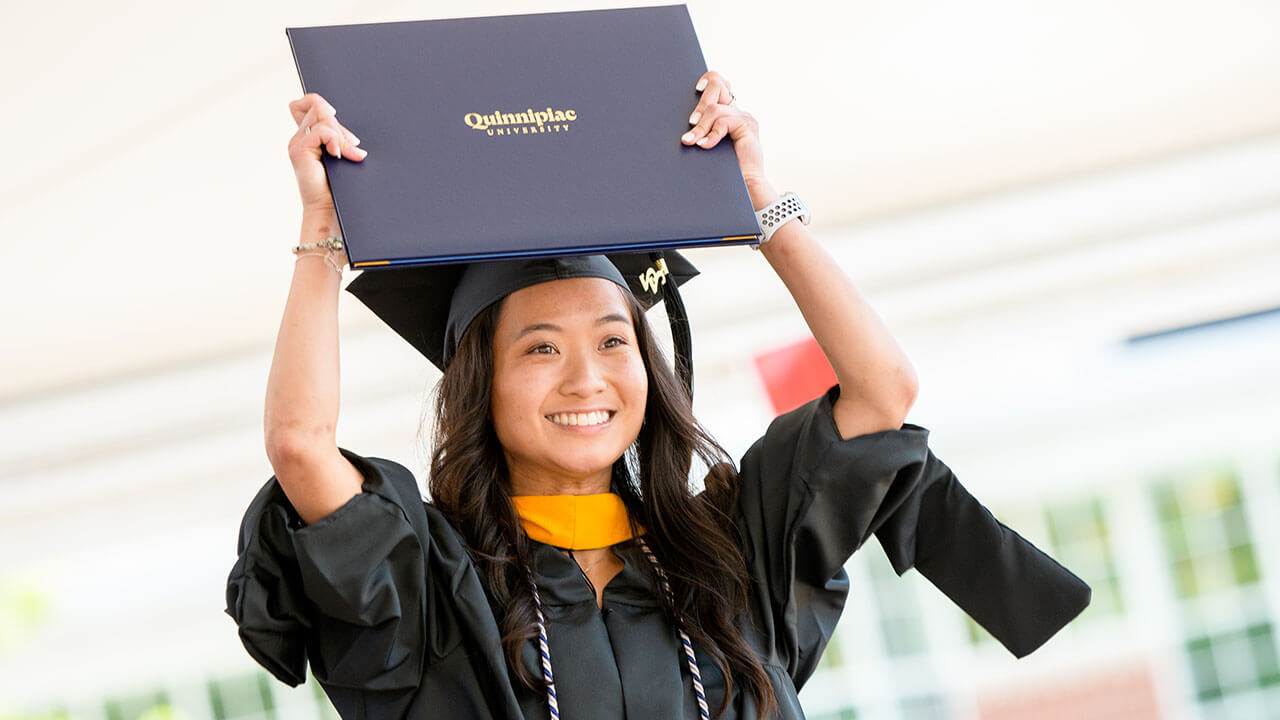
[2,0,1278,718]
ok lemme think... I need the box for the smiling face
[489,277,648,496]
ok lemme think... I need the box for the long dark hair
[426,286,777,719]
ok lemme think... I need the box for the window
[1045,496,1123,618]
[1185,623,1280,701]
[867,551,928,658]
[1153,468,1260,600]
[1154,466,1279,713]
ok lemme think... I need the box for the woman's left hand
[682,71,772,202]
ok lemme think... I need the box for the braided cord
[526,540,709,720]
[636,537,711,720]
[528,569,560,720]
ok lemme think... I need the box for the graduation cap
[345,251,700,396]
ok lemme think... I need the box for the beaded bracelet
[295,251,344,276]
[292,236,345,254]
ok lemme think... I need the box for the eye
[528,342,557,355]
[601,335,628,350]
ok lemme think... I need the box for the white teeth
[548,411,610,427]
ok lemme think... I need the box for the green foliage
[0,577,53,652]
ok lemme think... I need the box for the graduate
[226,70,1091,719]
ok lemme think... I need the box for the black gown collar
[528,539,662,609]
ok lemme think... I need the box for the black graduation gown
[225,387,1090,718]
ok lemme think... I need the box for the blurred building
[3,2,1279,719]
[789,134,1280,720]
[3,129,1277,719]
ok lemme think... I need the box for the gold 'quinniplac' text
[463,107,578,136]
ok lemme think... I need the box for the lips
[546,410,613,427]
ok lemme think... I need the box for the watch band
[754,191,811,243]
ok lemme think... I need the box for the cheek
[621,355,649,409]
[490,364,544,434]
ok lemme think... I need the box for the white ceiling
[4,0,1279,401]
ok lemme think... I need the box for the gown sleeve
[736,385,1090,687]
[224,447,434,696]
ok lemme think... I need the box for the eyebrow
[513,314,631,340]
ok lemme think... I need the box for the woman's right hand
[287,93,367,215]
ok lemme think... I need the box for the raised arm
[683,72,918,438]
[263,93,368,524]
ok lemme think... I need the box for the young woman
[226,71,1090,719]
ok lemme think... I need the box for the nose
[559,346,608,398]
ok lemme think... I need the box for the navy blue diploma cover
[286,5,762,269]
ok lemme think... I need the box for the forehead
[495,277,633,330]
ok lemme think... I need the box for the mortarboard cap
[345,251,699,393]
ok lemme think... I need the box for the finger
[310,124,345,159]
[695,70,731,96]
[312,119,368,160]
[289,93,336,125]
[290,100,365,163]
[696,116,733,149]
[706,71,733,104]
[294,105,337,144]
[682,104,732,146]
[338,131,367,160]
[299,108,361,147]
[289,115,328,164]
[688,76,734,128]
[682,102,718,145]
[293,109,345,157]
[293,105,320,138]
[289,98,308,125]
[289,111,335,160]
[326,121,343,158]
[290,93,337,127]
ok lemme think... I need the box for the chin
[554,447,629,476]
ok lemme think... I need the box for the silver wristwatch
[755,191,811,243]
